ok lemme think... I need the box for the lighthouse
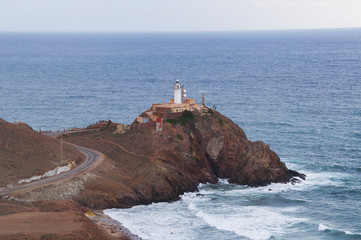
[137,79,205,125]
[174,80,186,104]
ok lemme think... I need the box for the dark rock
[288,169,306,180]
[290,178,301,185]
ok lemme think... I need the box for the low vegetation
[166,110,195,126]
[176,134,183,140]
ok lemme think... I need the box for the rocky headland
[63,108,305,209]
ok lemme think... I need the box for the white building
[174,80,187,104]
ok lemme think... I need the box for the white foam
[183,187,308,240]
[188,202,196,211]
[318,223,360,236]
[196,205,306,240]
[104,201,205,240]
[18,163,72,184]
[103,167,350,240]
[217,178,230,184]
[222,167,349,198]
[283,159,351,187]
[318,223,328,231]
[105,191,307,240]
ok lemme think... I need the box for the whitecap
[318,223,360,236]
[194,206,307,240]
[318,223,328,231]
[218,178,230,184]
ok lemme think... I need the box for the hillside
[0,119,83,187]
[0,200,124,240]
[62,109,304,209]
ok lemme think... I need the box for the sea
[1,29,360,239]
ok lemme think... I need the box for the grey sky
[1,0,361,32]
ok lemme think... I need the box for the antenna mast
[199,91,208,106]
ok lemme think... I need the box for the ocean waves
[104,167,360,240]
[2,30,361,239]
[318,224,361,239]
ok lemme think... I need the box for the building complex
[136,80,206,125]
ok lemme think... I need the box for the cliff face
[63,109,304,209]
[0,119,83,187]
[190,110,297,186]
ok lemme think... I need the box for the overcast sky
[1,0,361,32]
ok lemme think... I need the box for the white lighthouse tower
[174,80,186,104]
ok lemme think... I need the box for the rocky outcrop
[189,109,303,186]
[63,109,304,209]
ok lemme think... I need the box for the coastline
[87,210,142,240]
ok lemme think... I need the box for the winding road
[0,145,102,196]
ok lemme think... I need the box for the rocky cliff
[63,109,304,209]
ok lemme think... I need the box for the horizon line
[1,26,361,34]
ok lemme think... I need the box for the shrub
[176,134,184,140]
[100,120,113,131]
[167,111,195,126]
[99,125,107,131]
[167,119,178,124]
[112,133,121,138]
[178,110,195,126]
